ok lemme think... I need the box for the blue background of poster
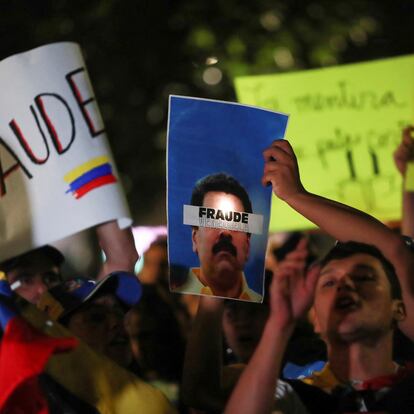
[167,96,288,298]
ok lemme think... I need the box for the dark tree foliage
[1,0,413,224]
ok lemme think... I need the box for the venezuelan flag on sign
[0,272,78,414]
[64,155,117,199]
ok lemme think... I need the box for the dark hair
[320,241,402,300]
[191,173,252,213]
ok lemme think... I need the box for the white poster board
[0,42,131,261]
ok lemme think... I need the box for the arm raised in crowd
[181,296,229,411]
[394,126,414,238]
[225,259,319,414]
[182,240,311,412]
[95,221,139,280]
[262,139,414,340]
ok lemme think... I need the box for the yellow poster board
[235,55,414,232]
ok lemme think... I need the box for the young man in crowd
[38,271,142,368]
[182,239,325,412]
[225,139,414,413]
[261,139,414,341]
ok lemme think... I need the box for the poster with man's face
[167,96,288,302]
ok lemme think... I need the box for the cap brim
[42,272,142,321]
[83,271,142,309]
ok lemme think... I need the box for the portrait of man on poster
[173,173,262,302]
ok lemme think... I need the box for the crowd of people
[0,126,413,413]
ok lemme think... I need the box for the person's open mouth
[334,295,359,312]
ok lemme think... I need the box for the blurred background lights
[206,56,219,65]
[273,47,294,69]
[8,0,411,228]
[202,67,223,85]
[191,27,216,49]
[349,26,367,45]
[329,35,347,52]
[146,104,164,125]
[260,11,281,31]
[359,16,378,33]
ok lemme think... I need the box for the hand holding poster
[0,43,131,261]
[235,55,414,231]
[167,96,288,302]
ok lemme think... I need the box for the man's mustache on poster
[212,235,237,258]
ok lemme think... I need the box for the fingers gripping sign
[394,126,414,176]
[262,140,305,202]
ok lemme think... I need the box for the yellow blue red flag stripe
[64,156,117,199]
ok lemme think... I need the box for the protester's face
[139,244,168,285]
[313,253,405,343]
[222,301,269,363]
[192,191,250,289]
[126,308,163,368]
[67,294,132,367]
[7,252,61,305]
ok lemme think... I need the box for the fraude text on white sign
[0,42,131,261]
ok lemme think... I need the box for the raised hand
[269,241,320,330]
[394,126,414,176]
[262,140,305,202]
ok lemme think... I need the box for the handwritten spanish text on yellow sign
[235,55,414,232]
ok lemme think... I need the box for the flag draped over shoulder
[0,271,177,414]
[0,272,78,414]
[22,304,178,414]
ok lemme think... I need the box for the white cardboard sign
[0,42,131,261]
